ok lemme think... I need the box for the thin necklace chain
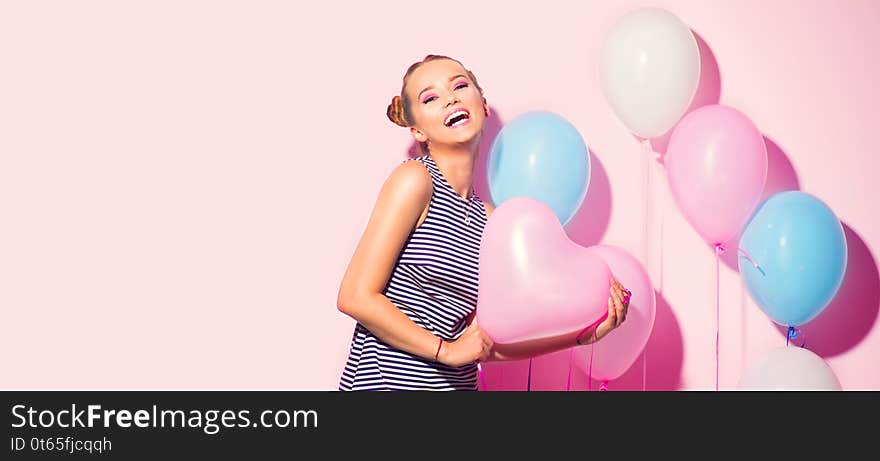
[429,155,473,225]
[460,189,475,225]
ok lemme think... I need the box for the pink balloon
[575,245,656,382]
[665,104,767,246]
[476,197,611,344]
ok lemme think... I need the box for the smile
[444,109,471,128]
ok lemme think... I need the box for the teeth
[445,110,469,126]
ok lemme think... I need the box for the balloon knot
[786,326,806,348]
[715,243,728,255]
[599,381,609,391]
[653,150,665,166]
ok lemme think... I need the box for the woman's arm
[337,161,492,367]
[486,281,628,362]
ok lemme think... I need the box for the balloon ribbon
[566,348,574,391]
[715,244,722,391]
[526,358,532,391]
[587,328,598,391]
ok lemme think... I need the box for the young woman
[337,55,631,391]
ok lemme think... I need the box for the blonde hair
[386,55,485,129]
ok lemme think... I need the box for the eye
[454,81,469,90]
[422,95,437,104]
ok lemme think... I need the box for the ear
[410,126,428,143]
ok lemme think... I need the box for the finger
[610,282,624,301]
[607,297,617,322]
[479,342,492,361]
[611,277,627,295]
[610,288,623,306]
[600,301,616,338]
[611,294,625,327]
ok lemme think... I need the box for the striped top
[339,154,488,391]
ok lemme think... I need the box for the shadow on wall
[474,106,505,205]
[770,224,880,358]
[647,30,722,159]
[719,135,801,271]
[480,291,683,391]
[565,151,612,247]
[587,291,684,391]
[707,137,878,358]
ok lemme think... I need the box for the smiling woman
[335,55,629,391]
[386,56,488,159]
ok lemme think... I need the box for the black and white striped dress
[339,154,487,391]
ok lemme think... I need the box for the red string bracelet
[433,338,443,361]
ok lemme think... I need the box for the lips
[444,108,471,127]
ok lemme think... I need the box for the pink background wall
[2,1,877,390]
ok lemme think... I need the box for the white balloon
[738,347,842,391]
[599,8,701,139]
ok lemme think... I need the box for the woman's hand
[439,320,494,367]
[586,277,631,343]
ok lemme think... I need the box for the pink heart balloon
[476,197,612,344]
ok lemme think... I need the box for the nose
[445,93,460,107]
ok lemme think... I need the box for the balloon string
[642,350,647,392]
[649,137,662,394]
[715,243,721,392]
[642,139,652,279]
[786,326,806,348]
[566,347,574,392]
[588,329,596,391]
[477,362,486,391]
[527,358,532,392]
[734,246,765,275]
[658,155,665,293]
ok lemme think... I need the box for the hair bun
[386,95,407,127]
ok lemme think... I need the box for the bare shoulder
[381,159,432,203]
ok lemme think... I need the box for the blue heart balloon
[487,111,590,225]
[739,191,847,326]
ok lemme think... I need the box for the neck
[427,137,480,200]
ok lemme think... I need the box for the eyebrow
[418,74,468,100]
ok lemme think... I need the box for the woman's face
[406,59,489,148]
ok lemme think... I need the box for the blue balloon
[487,111,590,225]
[739,191,847,326]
